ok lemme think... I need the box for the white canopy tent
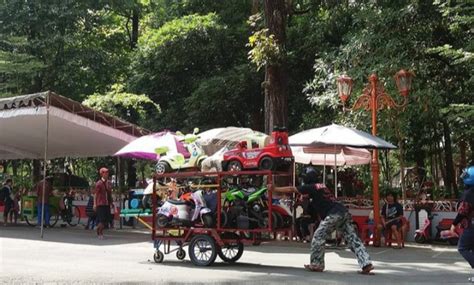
[0,92,147,159]
[0,91,148,236]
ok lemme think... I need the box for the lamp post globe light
[337,69,414,243]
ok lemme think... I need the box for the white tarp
[0,94,140,159]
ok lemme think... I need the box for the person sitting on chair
[377,192,404,249]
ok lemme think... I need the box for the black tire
[448,238,459,246]
[66,206,81,227]
[154,251,164,263]
[188,234,217,266]
[157,214,170,228]
[24,215,37,227]
[414,233,426,244]
[258,156,274,170]
[197,158,205,169]
[274,212,283,228]
[176,249,186,260]
[48,205,59,227]
[218,210,228,228]
[156,162,171,174]
[218,233,244,263]
[227,160,242,172]
[202,213,215,228]
[260,210,278,230]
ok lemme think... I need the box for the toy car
[221,127,293,171]
[155,128,208,174]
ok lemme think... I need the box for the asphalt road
[0,224,472,284]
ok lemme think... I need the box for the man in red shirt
[94,167,112,239]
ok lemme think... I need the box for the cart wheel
[154,251,164,263]
[176,248,186,260]
[218,234,244,263]
[188,234,217,266]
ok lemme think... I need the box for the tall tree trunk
[263,0,288,134]
[250,111,264,132]
[399,140,406,200]
[460,140,467,169]
[469,138,474,165]
[33,159,41,183]
[442,120,457,198]
[252,0,260,14]
[437,143,446,190]
[131,8,139,49]
[12,160,18,177]
[127,159,137,188]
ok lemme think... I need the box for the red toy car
[222,127,294,171]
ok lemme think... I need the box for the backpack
[85,196,95,217]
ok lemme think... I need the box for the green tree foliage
[130,10,262,131]
[303,0,473,195]
[83,84,160,129]
[0,0,472,195]
[0,37,45,97]
[0,0,133,100]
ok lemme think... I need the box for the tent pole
[323,154,326,185]
[334,145,337,199]
[40,92,51,238]
[292,161,296,187]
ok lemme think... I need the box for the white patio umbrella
[291,145,371,166]
[289,123,396,149]
[115,131,187,160]
[197,127,268,155]
[290,124,395,198]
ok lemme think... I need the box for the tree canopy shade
[0,0,472,197]
[0,91,148,159]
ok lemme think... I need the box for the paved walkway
[0,224,472,284]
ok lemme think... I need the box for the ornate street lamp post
[337,70,414,243]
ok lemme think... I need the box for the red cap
[99,167,109,175]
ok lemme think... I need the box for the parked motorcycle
[414,213,435,243]
[156,189,214,228]
[415,214,463,245]
[221,182,291,229]
[437,219,464,246]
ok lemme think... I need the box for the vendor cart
[151,170,295,266]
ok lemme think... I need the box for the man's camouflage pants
[310,211,372,269]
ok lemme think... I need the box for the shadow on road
[0,223,151,246]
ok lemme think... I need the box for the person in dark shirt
[451,166,474,282]
[295,195,318,243]
[377,192,404,249]
[2,178,13,226]
[274,168,374,275]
